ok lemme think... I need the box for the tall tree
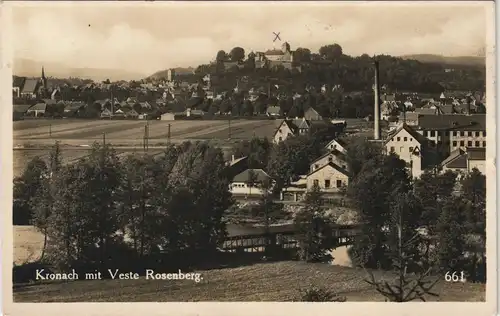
[216,50,228,62]
[364,192,439,302]
[31,142,63,260]
[294,183,335,262]
[13,156,47,225]
[229,47,245,62]
[348,153,412,269]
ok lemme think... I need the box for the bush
[299,286,346,302]
[13,261,51,284]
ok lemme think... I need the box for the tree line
[13,132,486,300]
[199,44,485,94]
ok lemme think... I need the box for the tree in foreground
[294,183,335,262]
[364,192,440,302]
[13,156,48,225]
[348,154,411,269]
[299,286,346,302]
[31,141,63,260]
[250,179,289,254]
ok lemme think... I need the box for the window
[390,146,395,152]
[483,131,487,137]
[314,164,319,170]
[409,147,413,152]
[278,137,282,142]
[410,138,413,142]
[460,141,465,147]
[467,141,472,147]
[483,141,486,147]
[452,141,457,147]
[404,137,407,141]
[475,131,480,137]
[430,131,436,137]
[328,157,333,162]
[452,131,457,136]
[397,137,401,141]
[313,179,319,186]
[333,145,337,149]
[278,129,282,133]
[475,141,480,147]
[460,131,465,137]
[336,180,343,188]
[325,180,331,188]
[342,165,346,169]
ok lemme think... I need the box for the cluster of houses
[224,111,486,203]
[381,91,486,124]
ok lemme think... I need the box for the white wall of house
[386,127,423,178]
[468,160,486,174]
[310,154,348,173]
[306,165,349,192]
[386,128,420,162]
[273,121,294,144]
[325,139,347,153]
[230,182,266,196]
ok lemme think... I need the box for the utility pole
[49,123,52,137]
[103,132,106,146]
[167,123,171,144]
[228,117,231,139]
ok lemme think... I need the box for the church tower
[41,66,47,90]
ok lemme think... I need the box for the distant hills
[147,67,196,80]
[401,54,485,67]
[13,58,146,82]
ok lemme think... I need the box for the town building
[440,147,486,175]
[384,114,486,178]
[324,138,348,153]
[229,169,273,197]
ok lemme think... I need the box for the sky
[10,1,489,78]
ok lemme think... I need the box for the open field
[13,260,485,302]
[14,119,281,144]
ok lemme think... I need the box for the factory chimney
[373,59,381,140]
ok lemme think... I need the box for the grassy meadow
[13,260,485,302]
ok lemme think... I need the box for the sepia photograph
[1,1,496,315]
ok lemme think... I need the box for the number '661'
[445,271,466,282]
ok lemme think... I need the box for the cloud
[11,2,488,77]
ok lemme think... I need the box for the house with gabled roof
[324,138,348,153]
[20,79,41,99]
[303,107,323,121]
[63,102,86,117]
[306,162,350,192]
[230,168,273,197]
[440,147,485,175]
[309,150,348,174]
[26,103,47,117]
[273,118,341,144]
[385,123,427,178]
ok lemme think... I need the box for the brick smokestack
[373,59,381,140]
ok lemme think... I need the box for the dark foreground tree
[294,183,335,262]
[364,192,440,302]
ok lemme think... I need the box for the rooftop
[417,114,486,131]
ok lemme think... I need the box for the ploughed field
[13,119,281,145]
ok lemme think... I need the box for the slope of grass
[13,261,485,302]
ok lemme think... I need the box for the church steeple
[41,66,46,79]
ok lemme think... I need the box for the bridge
[221,223,361,253]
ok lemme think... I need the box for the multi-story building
[385,114,486,178]
[415,114,486,157]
